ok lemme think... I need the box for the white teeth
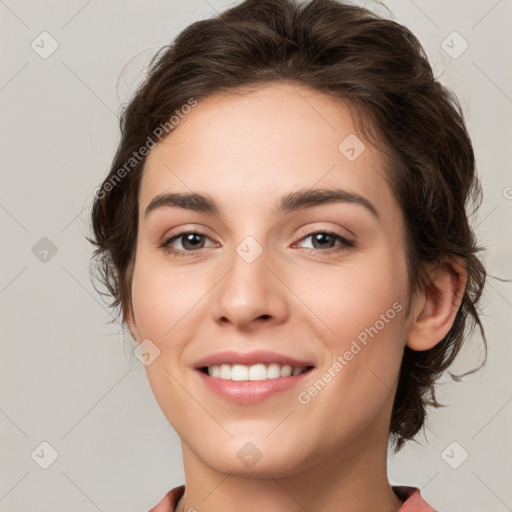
[267,363,281,379]
[206,363,308,381]
[220,364,231,379]
[249,363,267,381]
[280,365,292,377]
[231,364,249,381]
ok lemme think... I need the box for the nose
[211,242,289,331]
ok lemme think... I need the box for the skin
[127,81,467,512]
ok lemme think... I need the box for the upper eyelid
[165,230,217,247]
[163,226,215,243]
[294,224,353,241]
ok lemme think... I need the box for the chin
[193,437,312,479]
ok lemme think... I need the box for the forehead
[139,81,398,223]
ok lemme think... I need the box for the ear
[406,257,468,351]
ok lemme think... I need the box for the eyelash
[161,230,355,257]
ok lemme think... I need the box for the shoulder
[149,484,437,512]
[393,485,438,511]
[147,484,185,512]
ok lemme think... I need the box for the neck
[177,424,403,512]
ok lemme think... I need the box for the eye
[294,230,355,253]
[161,229,355,258]
[161,231,217,256]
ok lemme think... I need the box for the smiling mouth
[199,363,315,381]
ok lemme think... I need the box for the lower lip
[195,369,314,404]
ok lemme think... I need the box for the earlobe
[406,258,468,351]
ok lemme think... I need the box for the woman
[89,0,486,510]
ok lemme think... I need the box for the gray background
[1,0,511,510]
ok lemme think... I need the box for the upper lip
[194,350,315,369]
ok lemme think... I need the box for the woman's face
[129,82,415,476]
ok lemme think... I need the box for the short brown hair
[88,0,487,451]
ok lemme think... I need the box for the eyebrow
[144,187,380,221]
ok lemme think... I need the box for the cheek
[130,255,204,432]
[130,251,206,342]
[293,246,407,345]
[291,246,408,404]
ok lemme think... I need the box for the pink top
[148,485,437,511]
